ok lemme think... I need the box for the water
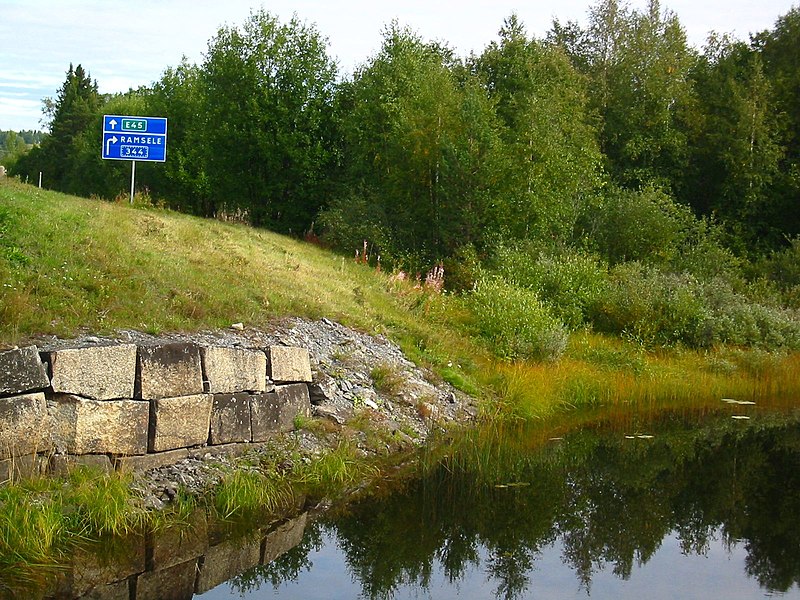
[198,409,800,599]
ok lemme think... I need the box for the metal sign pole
[130,160,136,204]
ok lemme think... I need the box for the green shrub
[750,237,800,308]
[589,263,705,346]
[583,185,739,282]
[586,186,689,265]
[589,263,800,350]
[467,277,568,361]
[492,244,609,329]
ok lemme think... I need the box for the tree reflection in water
[236,410,800,599]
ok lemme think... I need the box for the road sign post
[101,115,168,203]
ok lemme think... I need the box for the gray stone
[138,343,203,400]
[201,346,266,393]
[150,510,208,572]
[48,395,148,455]
[136,558,197,600]
[262,513,308,564]
[250,392,280,442]
[49,454,113,477]
[0,453,41,482]
[114,448,190,473]
[186,442,254,460]
[47,344,137,400]
[150,394,212,452]
[194,533,261,594]
[0,392,50,459]
[308,370,338,405]
[267,346,312,383]
[313,404,351,425]
[209,393,251,444]
[0,345,49,396]
[274,384,312,430]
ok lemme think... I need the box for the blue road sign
[102,115,168,162]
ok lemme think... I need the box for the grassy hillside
[2,178,799,418]
[0,178,485,393]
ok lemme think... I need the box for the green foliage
[586,185,690,264]
[323,23,503,266]
[687,37,787,251]
[580,184,740,282]
[490,243,609,329]
[467,277,568,361]
[200,9,338,233]
[749,237,800,308]
[477,15,604,243]
[590,262,800,349]
[13,64,102,195]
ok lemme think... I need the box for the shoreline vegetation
[1,179,799,593]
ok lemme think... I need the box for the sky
[1,0,797,132]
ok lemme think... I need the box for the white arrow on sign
[105,135,118,156]
[109,119,118,130]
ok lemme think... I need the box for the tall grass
[299,441,380,498]
[486,334,800,423]
[0,467,143,570]
[213,469,296,520]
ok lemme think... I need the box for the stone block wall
[0,342,313,481]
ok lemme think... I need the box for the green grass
[0,467,144,570]
[213,469,296,520]
[370,362,405,396]
[0,179,445,344]
[298,441,380,496]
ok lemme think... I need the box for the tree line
[12,2,800,264]
[8,1,800,355]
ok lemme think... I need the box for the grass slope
[1,179,414,338]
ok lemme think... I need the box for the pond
[11,403,800,599]
[197,406,800,599]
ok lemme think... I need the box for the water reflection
[11,409,800,599]
[214,409,800,599]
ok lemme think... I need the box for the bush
[590,263,708,347]
[585,186,689,264]
[582,185,739,282]
[750,237,800,308]
[317,187,397,266]
[589,262,800,350]
[491,243,609,329]
[467,277,568,361]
